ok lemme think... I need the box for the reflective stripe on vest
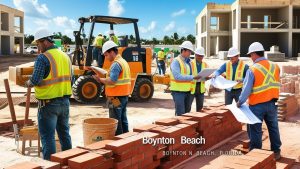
[170,56,192,92]
[226,60,245,89]
[248,60,280,105]
[34,49,72,99]
[105,54,131,96]
[191,60,207,94]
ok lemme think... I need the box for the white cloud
[171,9,186,17]
[164,21,175,32]
[191,10,196,15]
[140,21,156,33]
[108,0,124,16]
[53,16,77,29]
[13,0,50,18]
[177,27,188,34]
[33,18,51,28]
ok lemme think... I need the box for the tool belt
[107,96,121,108]
[38,96,69,108]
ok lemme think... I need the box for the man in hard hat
[157,47,166,75]
[108,30,119,45]
[170,41,202,116]
[190,47,209,112]
[212,47,249,105]
[92,41,130,135]
[92,33,106,67]
[24,29,72,160]
[237,42,281,160]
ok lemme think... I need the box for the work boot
[274,151,281,160]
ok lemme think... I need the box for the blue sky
[1,0,234,40]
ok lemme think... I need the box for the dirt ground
[0,54,300,168]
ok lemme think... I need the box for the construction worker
[212,47,249,105]
[92,33,105,67]
[157,48,166,75]
[237,42,281,160]
[191,47,209,112]
[92,41,131,135]
[24,29,72,160]
[108,30,119,45]
[170,41,201,116]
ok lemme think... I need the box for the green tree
[186,34,195,44]
[24,34,34,44]
[152,38,159,45]
[163,35,171,45]
[53,32,62,39]
[62,35,72,44]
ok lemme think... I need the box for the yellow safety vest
[157,51,165,61]
[191,60,207,94]
[34,48,72,99]
[93,36,105,47]
[105,54,131,96]
[226,60,246,89]
[170,56,192,92]
[111,35,119,45]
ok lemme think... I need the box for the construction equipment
[9,16,155,103]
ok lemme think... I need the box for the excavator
[9,15,171,103]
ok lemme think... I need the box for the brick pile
[224,149,276,169]
[280,75,299,94]
[282,65,300,75]
[277,93,299,121]
[5,161,60,169]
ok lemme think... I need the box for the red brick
[173,116,193,121]
[178,120,199,128]
[105,139,136,154]
[68,153,104,169]
[133,124,159,132]
[276,162,289,169]
[233,156,261,169]
[149,125,170,133]
[92,149,113,159]
[155,118,179,126]
[131,153,144,164]
[182,112,210,121]
[114,158,132,169]
[5,162,42,169]
[50,148,88,165]
[160,126,183,138]
[91,159,113,169]
[114,148,137,162]
[242,139,250,149]
[276,157,296,168]
[80,140,114,151]
[139,155,153,168]
[114,132,139,139]
[30,159,60,169]
[224,162,252,169]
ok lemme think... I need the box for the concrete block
[218,51,228,60]
[265,52,285,62]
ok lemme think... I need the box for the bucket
[82,118,118,146]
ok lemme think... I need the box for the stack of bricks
[282,65,300,75]
[183,106,242,150]
[5,161,60,169]
[277,93,299,121]
[280,75,300,94]
[105,131,161,169]
[223,149,276,169]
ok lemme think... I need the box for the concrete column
[206,11,211,57]
[9,12,14,54]
[288,5,293,57]
[237,5,241,51]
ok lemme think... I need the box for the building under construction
[0,4,24,55]
[196,0,300,58]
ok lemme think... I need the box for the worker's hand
[193,75,202,80]
[236,80,243,84]
[92,75,101,83]
[236,101,241,108]
[205,76,212,80]
[210,74,216,79]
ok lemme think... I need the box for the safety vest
[111,35,119,45]
[96,36,105,47]
[191,60,207,94]
[105,54,131,96]
[248,60,280,105]
[158,51,165,61]
[170,56,192,92]
[226,60,246,89]
[34,48,72,99]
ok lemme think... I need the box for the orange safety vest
[248,60,280,105]
[226,60,246,89]
[105,54,131,96]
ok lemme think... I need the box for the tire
[30,50,34,54]
[131,78,154,102]
[72,75,101,103]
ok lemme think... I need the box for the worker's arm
[212,63,226,77]
[170,59,194,81]
[25,54,50,87]
[237,69,254,107]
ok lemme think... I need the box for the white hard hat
[247,42,265,55]
[33,29,53,42]
[194,47,205,56]
[109,30,114,35]
[227,47,240,58]
[102,40,118,53]
[179,41,194,52]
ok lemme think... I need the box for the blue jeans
[192,93,204,112]
[225,88,242,105]
[108,96,129,135]
[248,101,282,153]
[158,60,166,75]
[92,47,103,67]
[171,91,193,116]
[38,97,72,160]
